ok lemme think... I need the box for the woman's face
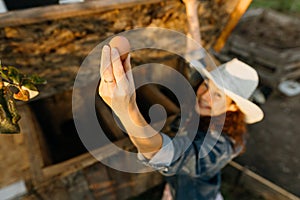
[195,79,237,116]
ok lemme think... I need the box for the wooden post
[18,105,49,185]
[213,0,252,52]
[183,0,202,52]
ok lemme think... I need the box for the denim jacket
[138,129,241,200]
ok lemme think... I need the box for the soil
[221,9,300,197]
[235,10,300,49]
[236,92,300,197]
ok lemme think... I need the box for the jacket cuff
[137,133,174,169]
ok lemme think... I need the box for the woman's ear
[228,103,238,112]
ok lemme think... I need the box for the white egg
[109,36,130,61]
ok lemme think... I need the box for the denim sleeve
[138,129,240,179]
[137,130,239,178]
[161,130,239,178]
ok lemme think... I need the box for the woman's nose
[200,90,211,104]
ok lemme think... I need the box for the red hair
[199,108,247,154]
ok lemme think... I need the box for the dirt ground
[236,92,300,196]
[219,9,300,197]
[235,11,300,49]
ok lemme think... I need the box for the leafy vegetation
[0,61,46,133]
[250,0,300,13]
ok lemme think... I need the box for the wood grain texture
[18,105,46,185]
[42,138,132,178]
[0,0,164,28]
[227,162,300,200]
[213,0,252,52]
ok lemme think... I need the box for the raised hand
[98,43,162,157]
[99,45,136,118]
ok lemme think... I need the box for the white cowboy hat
[191,58,264,124]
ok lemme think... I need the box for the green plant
[250,0,300,13]
[0,61,46,133]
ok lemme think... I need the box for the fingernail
[125,54,131,64]
[103,45,109,52]
[112,48,119,57]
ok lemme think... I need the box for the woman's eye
[214,92,222,98]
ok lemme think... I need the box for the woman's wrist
[127,103,148,127]
[118,102,163,158]
[116,102,145,126]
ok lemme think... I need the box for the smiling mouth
[198,100,211,109]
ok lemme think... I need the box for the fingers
[124,54,134,86]
[123,53,131,73]
[100,45,115,83]
[100,45,132,93]
[111,48,128,85]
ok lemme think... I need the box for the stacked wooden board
[217,9,300,88]
[0,0,255,199]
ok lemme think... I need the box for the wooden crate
[217,9,300,88]
[0,0,254,198]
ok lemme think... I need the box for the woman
[99,44,264,200]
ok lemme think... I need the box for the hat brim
[193,61,264,124]
[223,89,264,124]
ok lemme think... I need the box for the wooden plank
[65,171,95,200]
[18,105,46,185]
[84,164,117,200]
[130,172,163,197]
[229,35,284,64]
[213,0,252,52]
[282,68,300,80]
[20,104,52,166]
[13,133,24,145]
[223,0,240,13]
[42,112,178,179]
[42,137,132,178]
[35,179,71,200]
[285,62,300,71]
[21,194,40,200]
[106,168,133,200]
[105,167,163,200]
[0,134,30,188]
[0,0,164,28]
[226,161,300,200]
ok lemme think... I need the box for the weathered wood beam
[42,112,177,179]
[213,0,252,52]
[42,137,132,178]
[227,161,300,200]
[18,105,49,185]
[0,0,165,28]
